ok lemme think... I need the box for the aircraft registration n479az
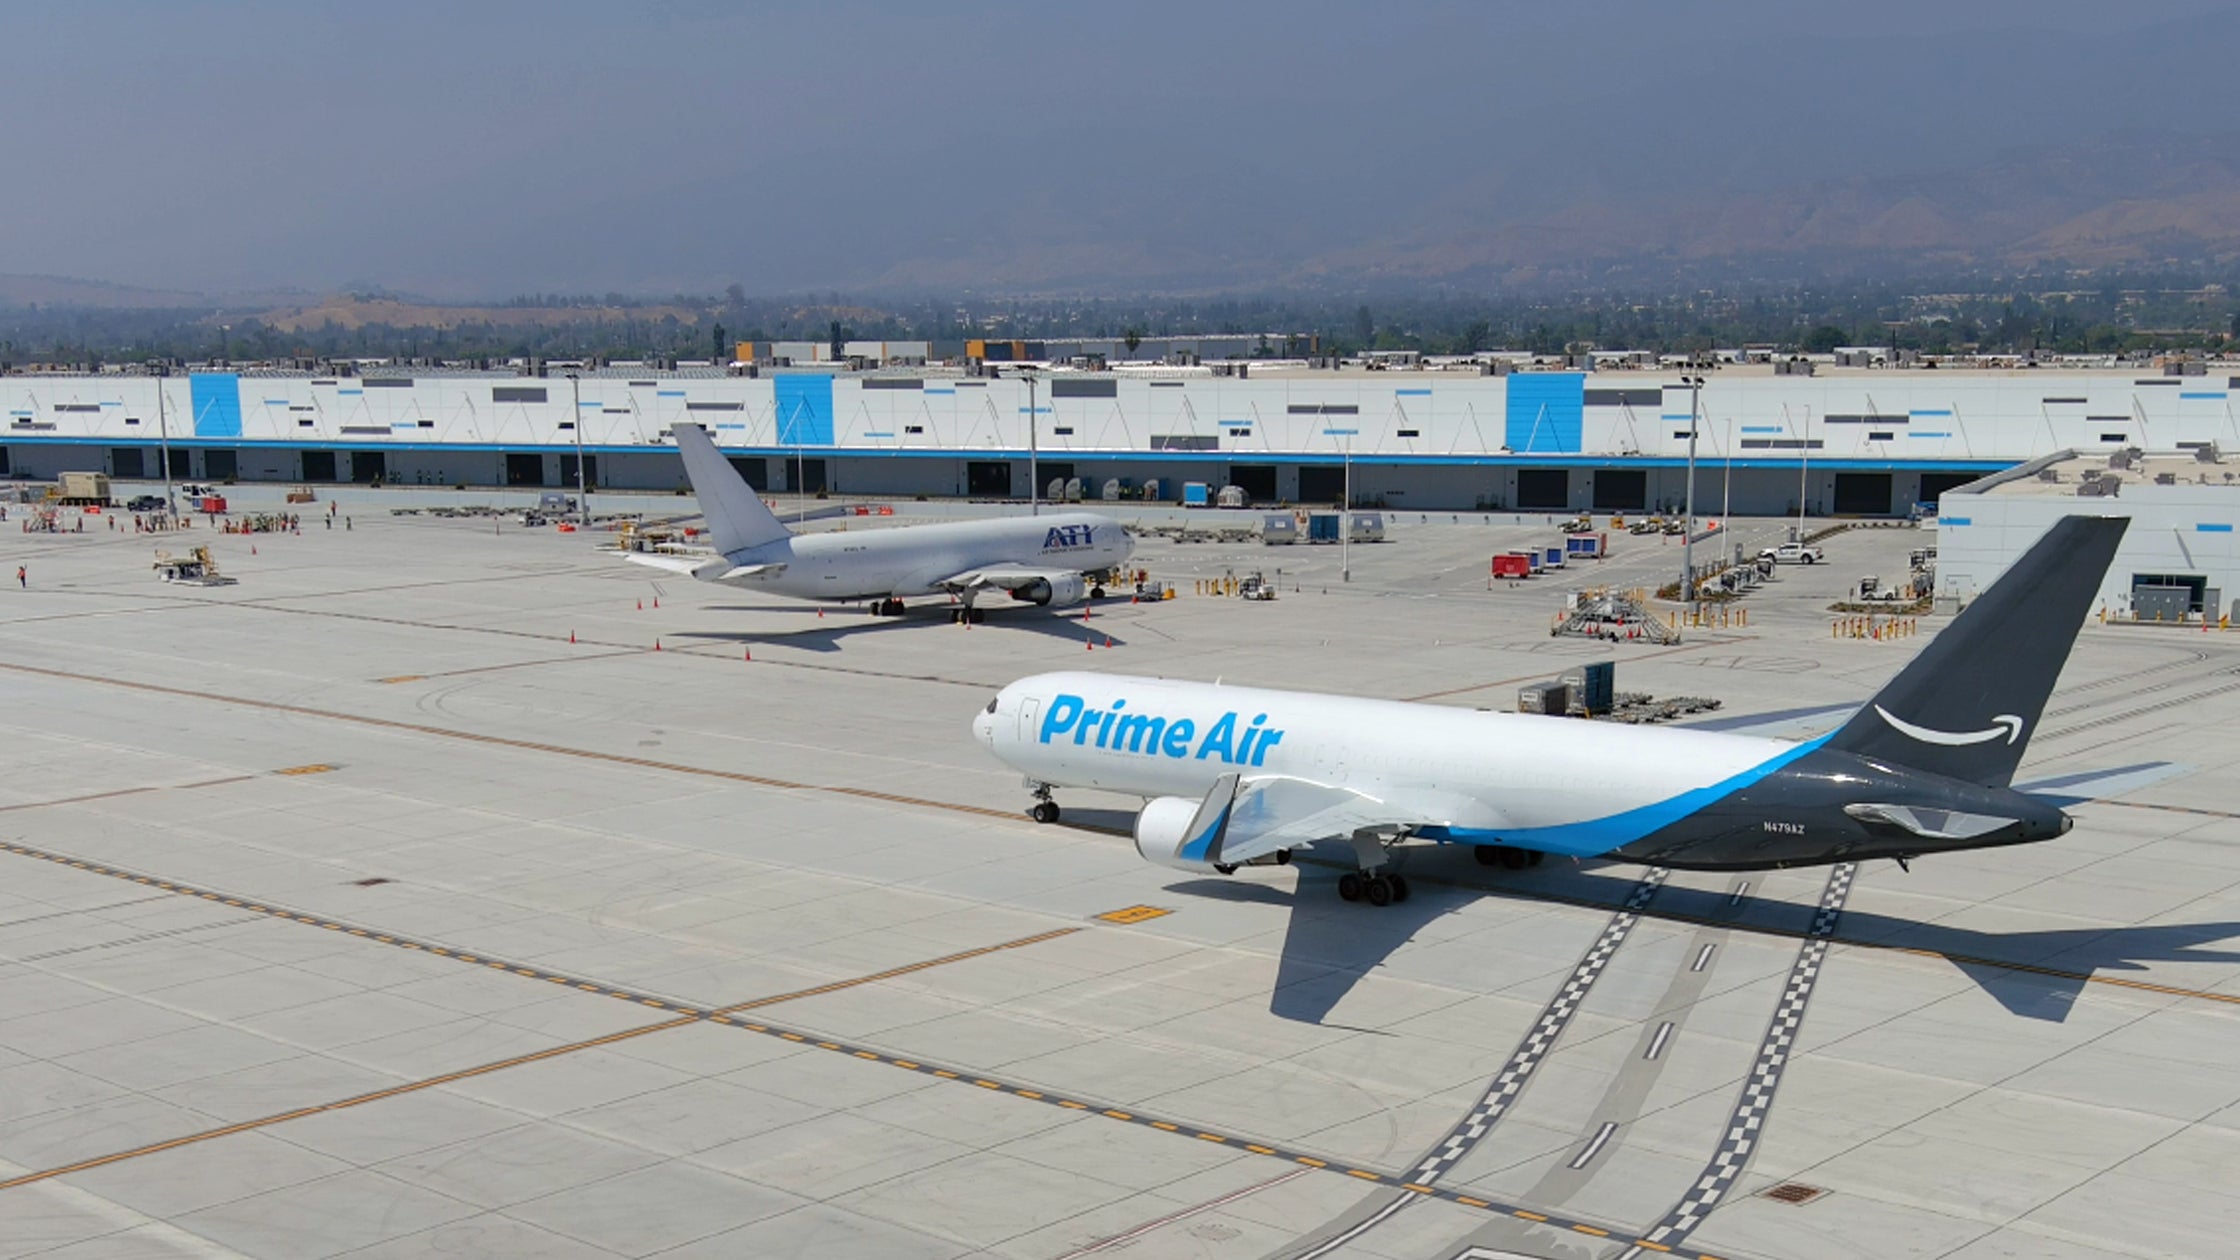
[623,423,1133,620]
[973,515,2134,905]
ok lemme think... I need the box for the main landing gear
[1027,782,1059,824]
[870,598,907,617]
[1337,828,1410,907]
[1473,845,1545,871]
[951,606,987,624]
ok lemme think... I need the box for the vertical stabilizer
[1825,514,2127,786]
[671,423,791,555]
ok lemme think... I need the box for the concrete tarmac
[0,501,2236,1260]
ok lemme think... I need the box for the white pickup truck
[1760,542,1825,565]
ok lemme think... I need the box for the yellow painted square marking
[1150,1122,1179,1132]
[641,1000,666,1008]
[974,1080,1001,1090]
[931,1068,955,1077]
[892,1060,918,1070]
[378,676,425,684]
[1104,1110,1132,1120]
[1197,1133,1226,1143]
[275,764,335,776]
[816,1042,840,1050]
[1095,904,1172,924]
[1016,1090,1042,1099]
[1058,1101,1087,1109]
[853,1051,879,1060]
[712,1016,733,1024]
[1635,1243,1672,1253]
[745,1024,767,1033]
[1401,1183,1433,1194]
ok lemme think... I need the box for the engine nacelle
[1010,573,1087,608]
[1134,795,1221,873]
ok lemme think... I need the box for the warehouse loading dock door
[1592,470,1646,511]
[1833,472,1893,515]
[1516,468,1569,510]
[730,457,770,491]
[301,450,338,482]
[202,449,236,480]
[1230,464,1276,502]
[505,453,544,486]
[1298,466,1345,505]
[966,461,1010,497]
[559,454,596,487]
[351,452,386,484]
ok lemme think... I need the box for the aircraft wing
[621,550,726,578]
[1202,775,1501,865]
[932,565,1082,591]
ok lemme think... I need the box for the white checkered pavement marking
[1628,863,1855,1255]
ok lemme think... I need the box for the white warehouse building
[4,361,2238,516]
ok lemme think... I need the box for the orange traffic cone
[744,647,752,661]
[1083,604,1091,620]
[1104,635,1114,648]
[1085,637,1094,651]
[654,639,662,652]
[653,597,659,609]
[569,630,576,644]
[636,599,642,611]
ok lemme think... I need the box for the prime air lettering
[1037,693,1284,766]
[1043,524,1095,550]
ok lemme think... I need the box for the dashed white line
[1691,943,1716,972]
[1644,1020,1675,1061]
[1569,1121,1619,1169]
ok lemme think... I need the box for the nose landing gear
[1026,782,1060,824]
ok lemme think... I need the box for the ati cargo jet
[625,423,1132,619]
[973,515,2132,904]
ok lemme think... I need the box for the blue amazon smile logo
[1038,693,1283,766]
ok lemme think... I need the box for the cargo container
[1349,513,1385,543]
[1492,552,1533,579]
[56,472,110,504]
[1261,514,1299,545]
[1307,513,1342,542]
[1565,532,1606,559]
[1517,681,1569,715]
[1563,661,1616,715]
[1182,481,1210,508]
[1543,545,1566,570]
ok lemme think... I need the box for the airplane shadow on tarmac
[1169,847,2240,1026]
[678,604,1121,653]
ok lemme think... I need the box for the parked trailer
[1543,546,1566,570]
[1565,532,1607,559]
[1492,553,1534,579]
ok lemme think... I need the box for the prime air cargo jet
[625,423,1132,620]
[974,515,2131,905]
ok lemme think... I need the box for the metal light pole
[1681,375,1701,608]
[1796,405,1811,540]
[1341,435,1353,584]
[1022,371,1040,516]
[568,371,589,526]
[1722,414,1734,558]
[153,364,175,519]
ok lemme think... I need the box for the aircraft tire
[1473,845,1502,867]
[1029,801,1059,824]
[1528,850,1545,867]
[1364,876,1394,907]
[1090,586,1106,599]
[1500,848,1531,871]
[1388,874,1410,903]
[1337,873,1363,902]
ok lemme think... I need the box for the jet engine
[1133,796,1219,873]
[1010,573,1086,607]
[1133,797,1290,874]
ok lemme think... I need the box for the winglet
[671,423,792,555]
[1176,773,1242,866]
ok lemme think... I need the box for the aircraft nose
[971,708,996,748]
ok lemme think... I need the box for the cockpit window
[985,697,999,714]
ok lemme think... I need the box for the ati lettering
[1044,524,1094,549]
[1036,694,1283,766]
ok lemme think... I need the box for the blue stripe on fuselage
[1423,734,1832,858]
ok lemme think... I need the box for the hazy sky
[7,0,2236,298]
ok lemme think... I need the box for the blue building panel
[1504,373,1583,453]
[189,374,243,438]
[775,375,835,446]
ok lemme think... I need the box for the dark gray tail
[1825,514,2128,787]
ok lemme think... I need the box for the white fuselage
[714,512,1130,601]
[973,671,1796,854]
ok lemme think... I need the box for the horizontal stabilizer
[2014,761,2187,807]
[717,563,788,581]
[623,551,726,579]
[1843,802,2017,841]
